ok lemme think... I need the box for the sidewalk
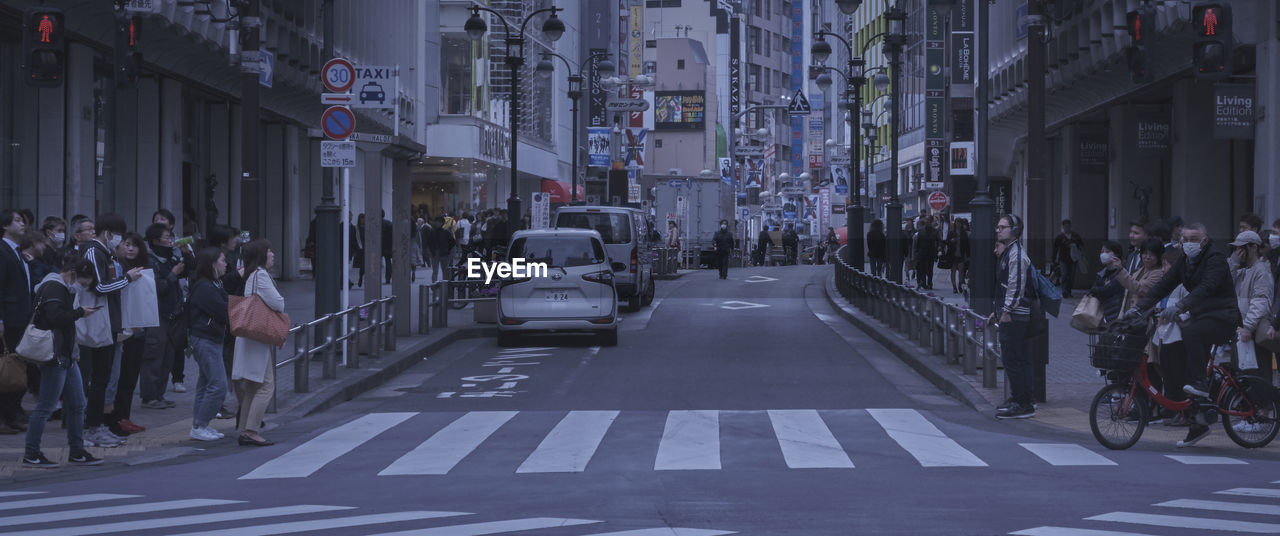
[0,265,493,481]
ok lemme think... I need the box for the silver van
[553,206,656,311]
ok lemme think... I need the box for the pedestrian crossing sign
[788,89,811,116]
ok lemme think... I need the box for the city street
[3,267,1279,535]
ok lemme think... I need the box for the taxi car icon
[359,82,386,104]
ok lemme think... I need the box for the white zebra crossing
[239,408,1216,480]
[0,493,733,536]
[1011,484,1280,535]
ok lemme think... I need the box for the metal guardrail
[267,296,396,412]
[654,247,681,275]
[833,246,1002,389]
[417,280,497,333]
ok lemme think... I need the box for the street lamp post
[537,52,615,204]
[882,3,907,284]
[465,5,566,243]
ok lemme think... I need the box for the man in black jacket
[381,210,394,284]
[0,209,33,433]
[1134,222,1238,447]
[80,213,140,447]
[914,217,939,290]
[713,220,735,279]
[423,216,455,282]
[781,224,799,266]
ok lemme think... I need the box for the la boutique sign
[479,124,510,163]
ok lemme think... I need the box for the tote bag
[0,342,26,392]
[74,288,113,348]
[120,268,160,329]
[1070,295,1104,332]
[228,272,291,347]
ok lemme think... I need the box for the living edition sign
[1213,83,1255,139]
[1134,106,1170,152]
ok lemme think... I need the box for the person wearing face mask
[1227,231,1274,390]
[77,212,141,448]
[20,253,104,468]
[1133,222,1238,447]
[713,219,735,279]
[39,216,66,270]
[1087,241,1127,324]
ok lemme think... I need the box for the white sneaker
[172,381,187,393]
[85,428,123,448]
[1233,421,1265,434]
[97,426,126,444]
[189,427,219,441]
[202,426,225,439]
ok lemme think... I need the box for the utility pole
[239,0,261,238]
[1027,0,1049,403]
[968,0,995,316]
[315,0,341,323]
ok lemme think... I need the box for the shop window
[442,35,476,116]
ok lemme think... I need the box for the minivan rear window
[555,212,631,244]
[509,236,607,268]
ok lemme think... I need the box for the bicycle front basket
[1089,333,1147,370]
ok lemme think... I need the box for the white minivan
[497,229,619,346]
[553,206,656,311]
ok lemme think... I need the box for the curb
[654,270,692,281]
[823,276,991,412]
[283,327,497,420]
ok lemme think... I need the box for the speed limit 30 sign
[321,58,355,93]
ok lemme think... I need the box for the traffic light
[115,11,142,89]
[1191,2,1232,80]
[21,7,66,88]
[1124,8,1154,83]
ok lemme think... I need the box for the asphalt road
[3,266,1280,535]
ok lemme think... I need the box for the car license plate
[545,291,570,302]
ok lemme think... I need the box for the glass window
[763,68,770,90]
[442,35,475,115]
[509,236,606,268]
[749,27,761,55]
[555,212,632,244]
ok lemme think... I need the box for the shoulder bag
[15,297,58,364]
[1070,295,1104,332]
[0,341,27,393]
[228,271,291,347]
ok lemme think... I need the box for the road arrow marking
[743,275,778,283]
[718,301,769,310]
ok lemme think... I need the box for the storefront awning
[541,179,583,204]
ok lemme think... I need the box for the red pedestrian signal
[1191,2,1232,80]
[21,7,65,87]
[1124,8,1154,83]
[115,12,142,89]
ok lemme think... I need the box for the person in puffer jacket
[186,247,229,442]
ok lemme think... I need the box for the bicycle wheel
[1221,387,1280,449]
[1090,382,1147,450]
[450,282,470,310]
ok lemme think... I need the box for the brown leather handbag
[228,272,291,347]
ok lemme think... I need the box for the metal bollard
[347,307,362,369]
[964,315,979,376]
[384,297,396,351]
[323,315,338,379]
[945,307,960,364]
[982,322,998,388]
[930,300,945,355]
[267,346,278,414]
[294,325,310,393]
[424,285,435,335]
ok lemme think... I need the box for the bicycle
[1088,309,1280,450]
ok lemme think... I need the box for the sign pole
[340,169,349,366]
[315,0,342,330]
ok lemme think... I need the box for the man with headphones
[992,213,1037,419]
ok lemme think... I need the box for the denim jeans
[190,336,228,429]
[999,318,1033,406]
[25,362,87,457]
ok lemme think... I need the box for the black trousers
[79,344,116,428]
[1159,342,1188,402]
[169,312,187,383]
[1181,316,1236,385]
[140,320,174,403]
[109,335,145,424]
[716,251,730,279]
[916,256,935,288]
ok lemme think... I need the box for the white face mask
[105,234,122,250]
[720,224,727,230]
[1099,252,1115,265]
[1182,241,1202,259]
[53,232,66,246]
[1270,235,1280,249]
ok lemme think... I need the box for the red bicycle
[1088,311,1280,450]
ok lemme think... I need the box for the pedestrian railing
[267,296,396,412]
[833,246,1001,389]
[653,247,681,275]
[417,280,496,332]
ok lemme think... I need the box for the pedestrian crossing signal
[21,7,65,88]
[1191,2,1232,80]
[115,11,143,89]
[1124,8,1153,83]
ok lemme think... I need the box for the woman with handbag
[230,239,284,447]
[187,247,230,442]
[1087,241,1128,325]
[21,252,103,468]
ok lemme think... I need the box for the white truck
[653,176,736,267]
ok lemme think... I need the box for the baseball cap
[1230,230,1262,247]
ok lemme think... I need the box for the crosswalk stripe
[0,499,242,526]
[241,412,417,479]
[1010,527,1159,535]
[0,493,139,511]
[1019,444,1115,466]
[0,505,353,536]
[1156,499,1280,516]
[1085,512,1280,533]
[584,529,737,535]
[366,517,601,535]
[0,491,45,498]
[517,410,619,473]
[166,511,473,536]
[1215,488,1280,499]
[865,409,986,467]
[1165,455,1247,465]
[768,410,854,469]
[655,410,721,470]
[380,411,519,476]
